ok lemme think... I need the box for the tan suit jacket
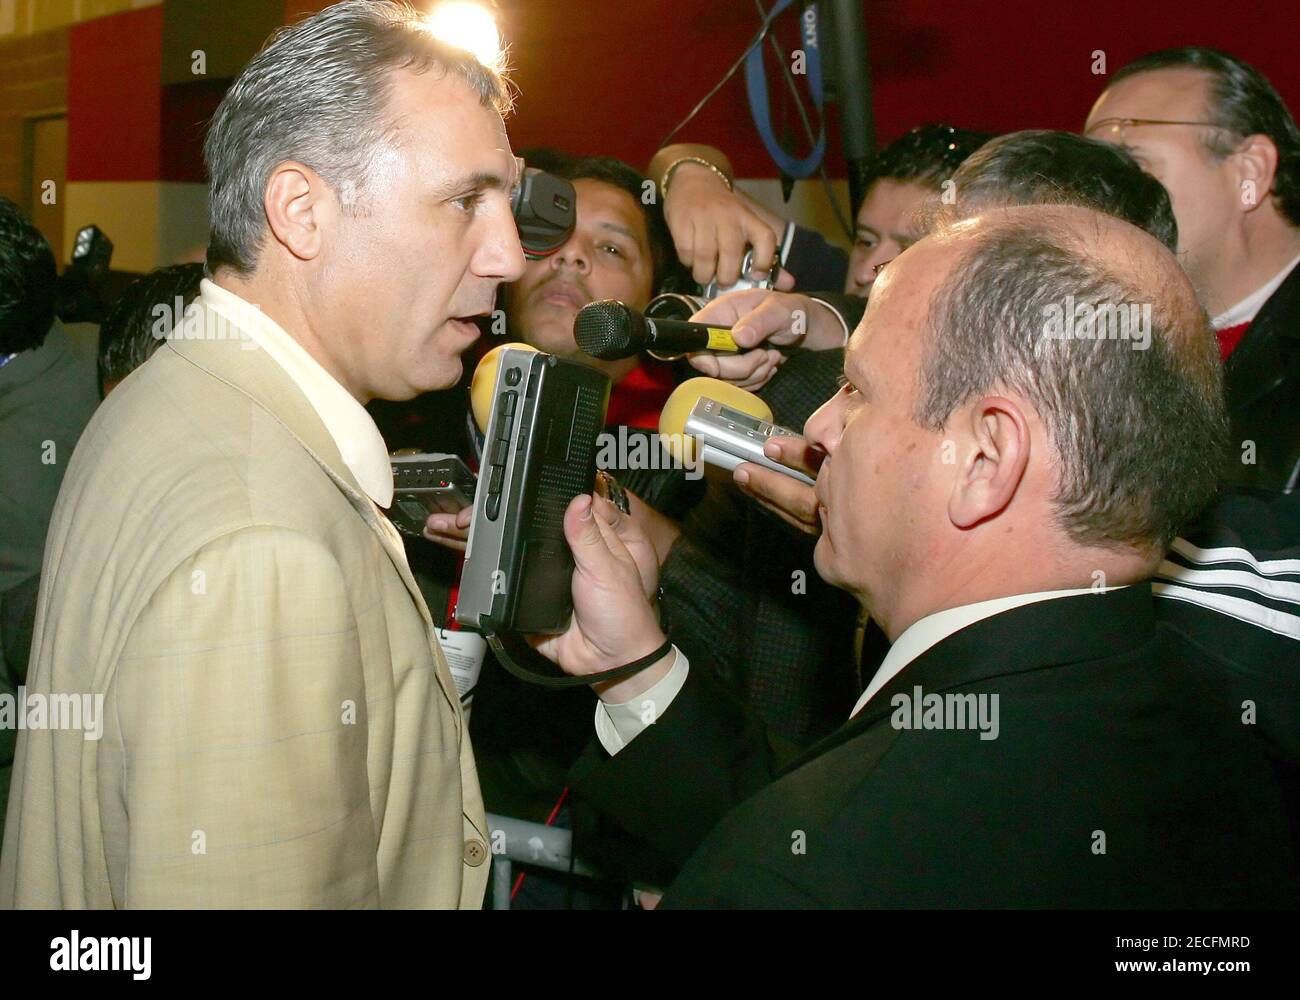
[0,305,489,907]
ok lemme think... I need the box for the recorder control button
[490,438,509,465]
[487,465,504,494]
[485,493,501,520]
[493,392,518,446]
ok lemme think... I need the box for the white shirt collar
[198,279,394,508]
[851,586,1126,717]
[1211,252,1300,330]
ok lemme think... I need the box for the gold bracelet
[660,156,733,200]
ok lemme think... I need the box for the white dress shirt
[849,586,1124,716]
[1211,252,1300,329]
[198,279,407,561]
[596,586,1125,755]
[595,646,692,753]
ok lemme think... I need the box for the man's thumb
[564,494,610,567]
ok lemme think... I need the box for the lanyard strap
[745,0,826,179]
[485,631,674,690]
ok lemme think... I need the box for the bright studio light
[423,2,502,69]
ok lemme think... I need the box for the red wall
[67,4,163,182]
[64,0,1300,183]
[499,0,1300,176]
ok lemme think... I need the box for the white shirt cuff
[594,646,690,756]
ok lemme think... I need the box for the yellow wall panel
[64,180,160,272]
[64,179,206,273]
[1,0,160,39]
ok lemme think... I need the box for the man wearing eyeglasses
[1086,47,1300,494]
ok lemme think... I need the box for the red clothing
[1216,321,1250,361]
[605,357,677,430]
[468,338,676,430]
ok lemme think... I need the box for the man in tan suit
[0,0,525,907]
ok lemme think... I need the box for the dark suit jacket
[1220,261,1300,493]
[571,585,1297,907]
[1155,489,1300,865]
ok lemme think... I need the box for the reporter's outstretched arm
[529,493,803,869]
[685,288,850,390]
[651,143,785,288]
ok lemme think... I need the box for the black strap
[485,630,674,690]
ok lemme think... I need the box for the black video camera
[512,163,575,260]
[56,224,114,324]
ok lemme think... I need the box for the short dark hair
[918,211,1226,551]
[951,131,1179,250]
[865,124,996,193]
[519,148,684,293]
[1110,47,1300,226]
[98,263,205,389]
[0,196,58,356]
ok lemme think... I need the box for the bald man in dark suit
[529,205,1297,908]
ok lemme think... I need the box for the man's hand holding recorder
[528,493,675,702]
[683,284,840,535]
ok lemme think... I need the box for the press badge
[435,627,487,701]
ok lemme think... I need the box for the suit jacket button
[463,838,488,867]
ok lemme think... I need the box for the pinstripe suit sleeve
[103,525,379,908]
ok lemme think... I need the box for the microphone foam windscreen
[470,341,541,432]
[574,299,635,360]
[658,377,774,464]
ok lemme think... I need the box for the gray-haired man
[2,0,523,908]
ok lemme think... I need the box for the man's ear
[264,161,332,262]
[947,395,1030,529]
[1231,134,1279,216]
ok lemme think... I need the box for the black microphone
[574,299,740,360]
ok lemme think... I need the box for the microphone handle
[645,316,740,354]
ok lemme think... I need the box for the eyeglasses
[1084,117,1237,143]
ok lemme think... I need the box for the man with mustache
[422,150,693,554]
[505,152,676,415]
[416,152,694,906]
